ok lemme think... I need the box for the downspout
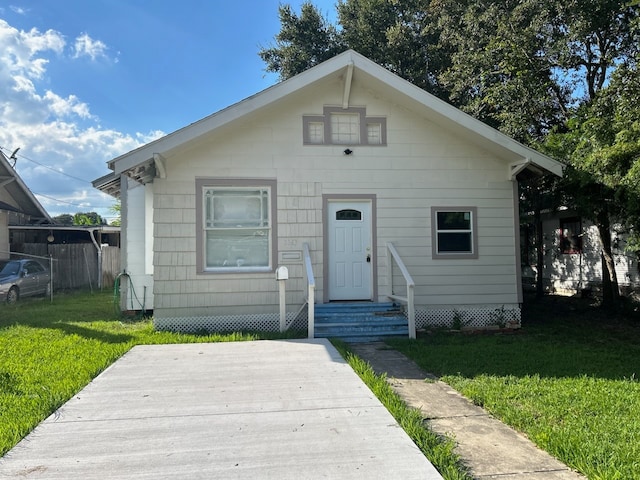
[88,227,102,289]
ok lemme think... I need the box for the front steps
[314,302,409,342]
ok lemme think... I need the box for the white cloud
[43,91,93,119]
[0,18,163,220]
[73,32,108,61]
[9,6,29,15]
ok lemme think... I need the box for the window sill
[200,266,273,274]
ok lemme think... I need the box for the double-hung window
[431,207,478,259]
[197,179,276,272]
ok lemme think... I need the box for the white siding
[538,215,640,293]
[150,76,520,320]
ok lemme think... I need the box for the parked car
[0,259,51,304]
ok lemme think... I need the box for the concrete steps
[314,302,409,342]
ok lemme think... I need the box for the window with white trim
[431,207,478,259]
[197,180,276,272]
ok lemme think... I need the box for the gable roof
[93,49,564,197]
[0,149,52,224]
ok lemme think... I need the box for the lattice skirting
[415,304,521,330]
[154,304,521,334]
[154,312,308,334]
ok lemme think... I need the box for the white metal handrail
[386,242,416,339]
[302,243,315,339]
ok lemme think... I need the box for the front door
[327,200,373,301]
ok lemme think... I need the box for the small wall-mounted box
[275,266,289,280]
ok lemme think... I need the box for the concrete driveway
[0,339,442,479]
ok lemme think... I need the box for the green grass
[332,340,471,480]
[0,291,299,456]
[387,296,640,480]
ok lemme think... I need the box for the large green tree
[433,0,567,142]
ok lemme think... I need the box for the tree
[109,202,121,227]
[73,212,106,226]
[433,0,570,143]
[337,0,449,97]
[259,2,344,80]
[542,11,640,307]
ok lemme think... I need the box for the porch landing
[0,340,441,479]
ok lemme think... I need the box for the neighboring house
[93,50,563,335]
[0,149,52,259]
[522,211,640,295]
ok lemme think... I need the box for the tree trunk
[596,210,620,309]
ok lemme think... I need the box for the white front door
[328,201,373,300]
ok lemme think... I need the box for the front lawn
[388,296,640,480]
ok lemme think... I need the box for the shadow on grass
[43,321,135,344]
[0,291,141,344]
[388,294,640,381]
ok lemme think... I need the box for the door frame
[322,194,377,303]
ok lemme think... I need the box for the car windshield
[0,261,21,276]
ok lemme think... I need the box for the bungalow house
[93,50,563,338]
[0,149,52,259]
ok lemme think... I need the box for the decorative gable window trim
[303,106,387,146]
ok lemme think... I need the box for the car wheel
[7,287,18,304]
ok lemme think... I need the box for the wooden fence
[11,244,120,290]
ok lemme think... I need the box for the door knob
[366,254,371,263]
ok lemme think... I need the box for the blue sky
[0,1,336,222]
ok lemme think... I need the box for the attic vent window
[303,106,386,146]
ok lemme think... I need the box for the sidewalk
[349,342,586,480]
